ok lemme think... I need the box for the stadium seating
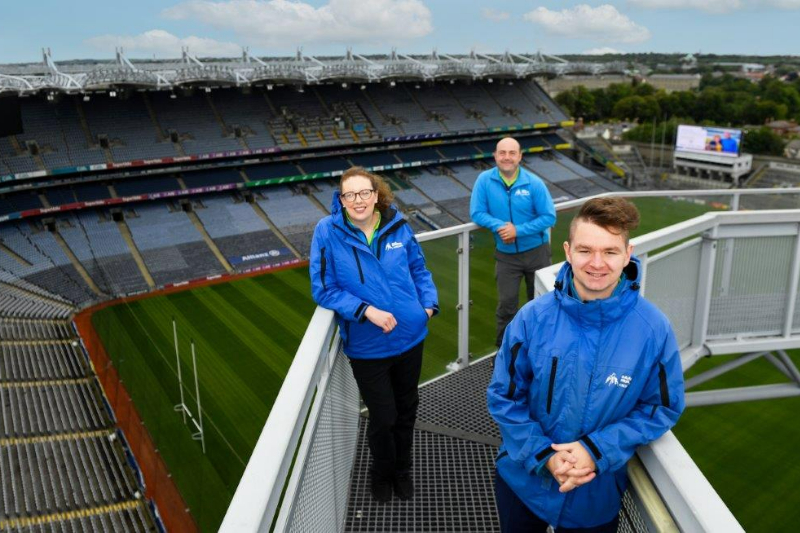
[58,212,149,295]
[0,273,157,531]
[256,186,326,256]
[126,203,225,285]
[195,195,291,269]
[0,80,569,176]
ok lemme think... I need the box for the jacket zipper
[319,247,327,290]
[351,247,365,284]
[546,356,558,414]
[376,219,408,260]
[506,342,523,398]
[507,187,519,253]
[658,363,670,407]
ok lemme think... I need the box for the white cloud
[162,0,433,46]
[583,47,623,55]
[760,0,800,8]
[628,0,743,13]
[523,4,650,44]
[86,29,241,57]
[482,8,510,21]
[630,0,800,10]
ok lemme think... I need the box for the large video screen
[675,125,743,157]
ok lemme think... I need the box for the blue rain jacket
[470,166,556,254]
[310,192,438,359]
[487,257,684,528]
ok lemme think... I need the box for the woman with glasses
[310,166,439,502]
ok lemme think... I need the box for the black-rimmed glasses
[340,189,375,203]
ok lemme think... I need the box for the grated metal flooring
[344,356,650,533]
[345,418,500,533]
[417,357,500,444]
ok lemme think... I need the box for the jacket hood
[553,256,642,326]
[330,189,343,214]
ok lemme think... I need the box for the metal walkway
[343,358,650,532]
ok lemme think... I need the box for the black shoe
[393,471,413,500]
[371,475,393,503]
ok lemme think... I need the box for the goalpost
[172,318,206,453]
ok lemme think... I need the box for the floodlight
[360,84,366,90]
[487,78,493,83]
[170,93,177,99]
[267,84,273,90]
[204,87,211,93]
[83,95,90,102]
[390,81,396,87]
[109,90,117,97]
[342,82,348,88]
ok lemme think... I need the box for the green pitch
[93,195,777,531]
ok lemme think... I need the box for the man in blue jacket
[487,197,685,532]
[471,137,556,347]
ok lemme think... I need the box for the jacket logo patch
[514,189,531,197]
[385,241,404,251]
[605,372,632,389]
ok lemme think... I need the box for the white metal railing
[223,188,800,532]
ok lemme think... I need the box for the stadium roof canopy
[0,48,630,95]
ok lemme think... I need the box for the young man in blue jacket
[470,137,556,347]
[487,197,685,532]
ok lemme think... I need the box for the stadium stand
[195,195,290,269]
[256,186,325,256]
[413,84,486,132]
[125,203,225,285]
[82,92,178,162]
[448,82,510,128]
[0,79,568,176]
[0,279,157,531]
[58,212,149,295]
[209,89,278,151]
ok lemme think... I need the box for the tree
[555,86,597,120]
[612,95,660,121]
[742,127,785,156]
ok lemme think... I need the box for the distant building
[541,75,630,97]
[680,54,698,70]
[784,139,800,159]
[646,74,701,93]
[766,120,800,137]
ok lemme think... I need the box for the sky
[1,0,799,64]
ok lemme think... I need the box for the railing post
[731,192,740,211]
[449,229,471,371]
[783,225,800,337]
[691,230,718,349]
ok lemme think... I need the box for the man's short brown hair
[569,197,640,244]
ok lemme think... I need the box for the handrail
[416,187,800,243]
[220,307,337,532]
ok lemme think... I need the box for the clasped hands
[497,222,517,244]
[545,441,597,493]
[364,305,434,333]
